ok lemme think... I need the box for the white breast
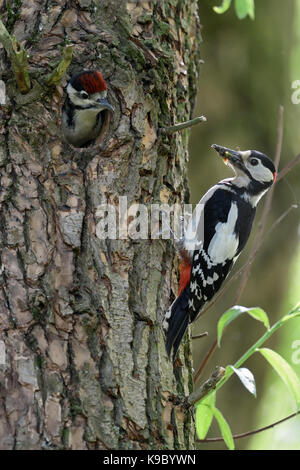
[62,108,102,147]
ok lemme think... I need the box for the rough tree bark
[0,0,201,449]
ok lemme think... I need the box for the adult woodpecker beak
[211,144,244,170]
[96,98,114,113]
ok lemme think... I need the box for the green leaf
[212,407,235,450]
[247,307,270,329]
[217,306,269,346]
[228,365,256,397]
[234,0,255,19]
[258,348,300,408]
[195,392,216,439]
[213,0,232,14]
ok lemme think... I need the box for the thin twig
[277,153,300,182]
[265,204,298,233]
[197,410,300,443]
[192,332,208,340]
[0,18,31,94]
[193,339,218,384]
[160,116,207,134]
[45,44,74,87]
[185,367,225,407]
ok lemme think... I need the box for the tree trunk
[0,0,201,450]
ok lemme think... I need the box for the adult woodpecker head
[212,144,277,203]
[62,70,114,148]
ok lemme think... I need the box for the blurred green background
[190,0,300,450]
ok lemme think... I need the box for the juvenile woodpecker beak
[97,98,114,113]
[211,144,243,168]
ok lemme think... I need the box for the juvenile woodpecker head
[62,70,114,148]
[66,70,113,112]
[212,144,276,199]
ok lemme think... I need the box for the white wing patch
[184,184,222,252]
[207,202,239,264]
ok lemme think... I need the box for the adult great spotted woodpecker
[62,70,114,148]
[163,144,277,361]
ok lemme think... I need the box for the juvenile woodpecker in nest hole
[163,145,277,361]
[62,70,114,148]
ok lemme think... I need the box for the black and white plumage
[163,144,277,361]
[62,70,114,148]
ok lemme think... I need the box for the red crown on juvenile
[72,70,107,94]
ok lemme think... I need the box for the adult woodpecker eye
[250,158,259,166]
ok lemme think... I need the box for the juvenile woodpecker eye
[80,91,89,99]
[250,158,259,166]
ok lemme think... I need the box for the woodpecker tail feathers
[163,286,191,361]
[163,255,193,361]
